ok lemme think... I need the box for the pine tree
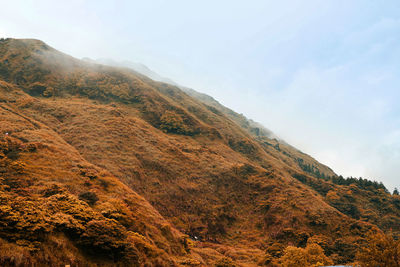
[393,188,399,195]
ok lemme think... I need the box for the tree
[279,246,308,267]
[278,243,333,267]
[394,188,399,196]
[356,231,400,267]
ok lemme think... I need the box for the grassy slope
[0,81,195,266]
[0,80,268,266]
[0,38,399,265]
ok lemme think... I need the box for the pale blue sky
[1,0,399,190]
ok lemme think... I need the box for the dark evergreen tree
[393,188,399,195]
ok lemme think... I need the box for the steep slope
[0,38,399,265]
[0,80,189,266]
[0,79,268,266]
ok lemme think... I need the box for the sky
[1,0,399,190]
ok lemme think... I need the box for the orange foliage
[278,243,333,267]
[356,231,400,267]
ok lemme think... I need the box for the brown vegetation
[356,231,400,267]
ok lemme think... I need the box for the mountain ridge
[87,56,336,178]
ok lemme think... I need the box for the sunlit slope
[0,80,271,266]
[1,38,400,265]
[0,82,191,266]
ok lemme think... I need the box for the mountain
[0,38,399,266]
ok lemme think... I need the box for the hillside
[0,38,399,266]
[0,81,192,266]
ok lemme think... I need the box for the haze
[1,0,399,190]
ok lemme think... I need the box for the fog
[1,0,400,190]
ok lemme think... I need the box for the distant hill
[0,38,399,266]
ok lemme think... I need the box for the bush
[159,110,195,135]
[78,191,99,206]
[356,231,400,267]
[79,219,127,257]
[278,243,333,267]
[215,257,236,267]
[27,82,47,96]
